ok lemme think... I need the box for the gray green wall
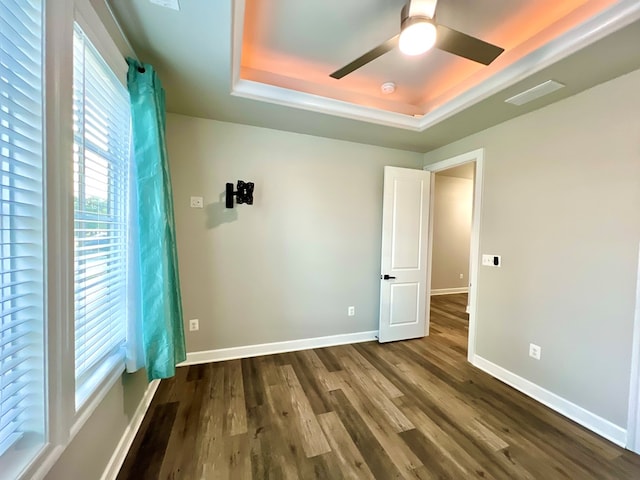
[166,115,423,353]
[424,68,640,428]
[431,174,473,290]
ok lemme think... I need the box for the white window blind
[72,23,130,408]
[0,0,46,473]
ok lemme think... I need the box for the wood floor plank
[280,364,332,458]
[285,350,334,414]
[246,403,283,479]
[300,349,339,391]
[266,381,329,479]
[196,364,227,478]
[403,336,467,383]
[314,346,343,372]
[117,293,640,480]
[399,428,464,480]
[317,411,377,480]
[328,389,405,479]
[241,356,265,409]
[339,354,414,433]
[226,359,248,436]
[469,417,510,453]
[227,433,251,479]
[395,396,498,480]
[337,380,424,476]
[157,378,204,479]
[259,354,282,387]
[115,402,178,480]
[342,344,405,398]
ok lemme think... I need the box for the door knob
[382,274,396,280]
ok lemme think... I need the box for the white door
[379,166,431,343]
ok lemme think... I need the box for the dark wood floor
[118,294,640,479]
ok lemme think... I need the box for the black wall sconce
[225,180,254,208]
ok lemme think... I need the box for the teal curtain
[127,59,186,381]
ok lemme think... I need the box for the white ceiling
[107,0,640,152]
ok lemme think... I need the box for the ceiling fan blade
[435,24,504,65]
[330,35,399,79]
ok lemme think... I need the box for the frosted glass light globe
[398,20,437,56]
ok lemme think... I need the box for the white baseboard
[472,355,627,447]
[431,287,469,296]
[180,330,379,366]
[100,379,160,480]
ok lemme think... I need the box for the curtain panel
[126,59,186,380]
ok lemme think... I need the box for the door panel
[391,179,424,270]
[389,283,420,326]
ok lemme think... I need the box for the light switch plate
[482,254,501,267]
[190,196,204,208]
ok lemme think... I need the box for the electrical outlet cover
[529,343,541,360]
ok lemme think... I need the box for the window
[72,23,131,408]
[0,0,46,476]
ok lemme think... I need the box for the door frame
[424,148,484,362]
[626,242,640,453]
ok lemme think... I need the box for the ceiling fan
[330,0,504,79]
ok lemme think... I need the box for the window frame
[12,1,135,479]
[71,19,131,411]
[67,0,131,431]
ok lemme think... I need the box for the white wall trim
[626,242,640,453]
[431,287,469,296]
[179,330,378,366]
[425,148,484,363]
[473,355,627,447]
[232,79,421,131]
[100,379,160,480]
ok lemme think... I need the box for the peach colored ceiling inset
[240,0,619,116]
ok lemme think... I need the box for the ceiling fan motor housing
[400,4,435,27]
[399,5,437,56]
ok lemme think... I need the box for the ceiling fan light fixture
[399,17,437,56]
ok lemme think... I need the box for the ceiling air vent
[150,0,180,11]
[505,80,565,106]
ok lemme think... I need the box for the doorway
[425,149,484,362]
[431,164,474,297]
